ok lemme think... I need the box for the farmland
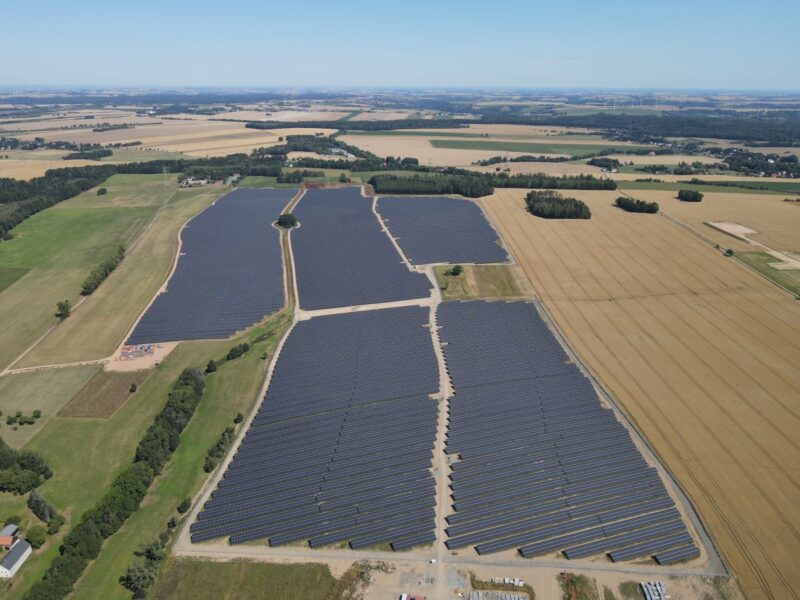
[480,187,800,599]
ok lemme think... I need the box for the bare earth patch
[59,368,152,418]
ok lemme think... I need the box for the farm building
[0,540,32,578]
[0,524,19,549]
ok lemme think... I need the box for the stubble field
[480,188,800,600]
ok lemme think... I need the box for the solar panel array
[376,196,509,265]
[192,306,440,550]
[438,301,698,563]
[291,188,432,310]
[128,188,292,344]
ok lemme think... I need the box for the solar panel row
[128,187,292,344]
[191,306,440,550]
[292,188,432,310]
[438,301,695,563]
[376,196,509,265]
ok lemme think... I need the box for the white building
[0,540,32,578]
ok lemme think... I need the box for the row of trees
[24,368,206,600]
[587,157,620,170]
[0,436,52,494]
[81,245,125,295]
[677,189,704,202]
[368,174,494,198]
[474,155,571,166]
[63,148,113,161]
[204,426,236,473]
[491,173,618,190]
[525,190,591,219]
[615,196,659,213]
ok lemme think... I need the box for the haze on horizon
[4,0,799,91]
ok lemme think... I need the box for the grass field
[0,365,99,447]
[618,180,789,195]
[150,559,336,600]
[0,267,28,293]
[58,368,152,418]
[70,310,293,600]
[430,139,649,156]
[0,195,155,371]
[237,175,299,188]
[481,188,800,599]
[435,265,523,300]
[736,252,800,297]
[18,180,227,367]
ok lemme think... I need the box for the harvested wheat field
[633,190,800,252]
[481,188,800,600]
[468,161,603,176]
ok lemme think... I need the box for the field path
[480,188,800,600]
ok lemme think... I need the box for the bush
[525,190,591,219]
[129,383,137,393]
[276,213,298,228]
[205,359,217,374]
[96,188,108,196]
[55,300,72,321]
[27,525,47,549]
[233,412,244,424]
[47,515,65,535]
[119,561,158,599]
[449,265,464,276]
[225,343,250,361]
[32,409,41,419]
[615,196,659,213]
[677,189,704,202]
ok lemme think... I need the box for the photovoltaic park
[291,187,432,310]
[439,301,699,565]
[191,306,441,550]
[376,196,509,265]
[128,188,293,344]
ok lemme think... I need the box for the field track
[481,189,800,600]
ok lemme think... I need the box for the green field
[736,252,800,297]
[0,267,28,293]
[617,180,790,195]
[430,139,649,156]
[346,130,486,138]
[18,180,226,367]
[0,199,154,371]
[237,176,300,188]
[151,559,336,600]
[0,365,99,447]
[435,265,522,300]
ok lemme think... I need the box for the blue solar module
[376,196,509,265]
[654,544,701,565]
[191,306,440,548]
[438,300,694,562]
[128,187,292,344]
[291,187,432,310]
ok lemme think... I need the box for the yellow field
[481,189,800,600]
[632,190,800,252]
[469,162,603,176]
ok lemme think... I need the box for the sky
[3,0,799,91]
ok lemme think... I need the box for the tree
[450,265,464,276]
[47,514,65,535]
[32,409,41,419]
[28,489,56,523]
[338,172,350,183]
[177,497,191,514]
[525,190,591,219]
[27,525,47,549]
[129,383,137,393]
[119,561,157,598]
[96,188,108,196]
[205,359,217,374]
[276,213,298,229]
[55,300,72,321]
[233,412,244,424]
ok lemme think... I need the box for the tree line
[24,368,206,600]
[615,196,659,213]
[368,174,494,198]
[63,148,113,160]
[81,245,125,295]
[677,189,704,202]
[526,190,591,219]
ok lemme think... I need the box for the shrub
[47,515,65,535]
[32,410,41,419]
[177,497,191,514]
[205,359,217,373]
[525,190,591,219]
[677,189,704,202]
[28,489,57,523]
[129,383,137,393]
[55,300,72,321]
[450,265,464,276]
[225,343,250,361]
[233,412,244,424]
[96,188,108,196]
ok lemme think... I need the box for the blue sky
[4,0,799,90]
